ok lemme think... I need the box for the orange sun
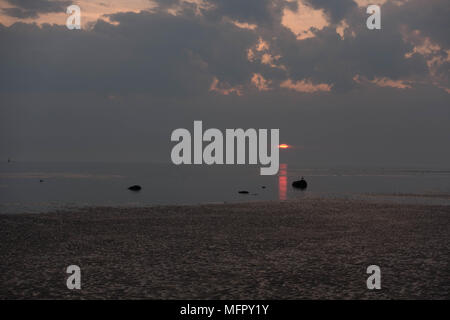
[279,144,289,149]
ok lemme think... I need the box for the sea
[1,162,450,213]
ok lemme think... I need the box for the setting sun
[279,144,289,149]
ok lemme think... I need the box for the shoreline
[1,198,449,299]
[2,191,450,216]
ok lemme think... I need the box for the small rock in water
[292,178,308,190]
[39,179,44,183]
[238,190,249,194]
[261,186,266,189]
[128,185,142,191]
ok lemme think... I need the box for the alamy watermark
[65,4,380,31]
[66,5,81,30]
[366,5,381,30]
[66,265,81,290]
[366,265,381,290]
[170,121,279,175]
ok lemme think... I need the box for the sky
[0,0,449,167]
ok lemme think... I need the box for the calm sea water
[1,162,450,213]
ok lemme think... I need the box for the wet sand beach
[0,199,449,299]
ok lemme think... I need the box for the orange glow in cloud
[0,0,155,27]
[279,144,289,149]
[281,0,328,40]
[280,79,332,93]
[353,74,412,89]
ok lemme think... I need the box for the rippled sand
[0,199,449,299]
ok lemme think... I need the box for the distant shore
[1,199,449,299]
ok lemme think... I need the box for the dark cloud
[0,10,257,95]
[0,0,447,94]
[384,0,450,48]
[2,0,71,18]
[2,7,39,19]
[152,0,294,26]
[207,0,275,24]
[0,0,449,165]
[250,7,429,92]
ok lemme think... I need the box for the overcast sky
[0,0,449,167]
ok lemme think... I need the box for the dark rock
[39,179,44,183]
[128,185,142,191]
[238,190,249,194]
[292,177,308,190]
[261,186,266,189]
